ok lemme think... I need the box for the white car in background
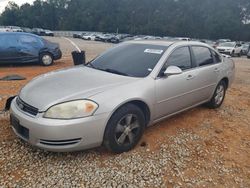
[44,30,54,36]
[176,37,191,41]
[216,42,242,57]
[82,33,96,40]
[7,26,23,32]
[0,28,10,32]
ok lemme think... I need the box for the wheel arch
[102,99,151,147]
[39,49,54,59]
[105,99,151,128]
[221,77,229,89]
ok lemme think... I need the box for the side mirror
[164,66,183,76]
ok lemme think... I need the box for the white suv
[216,42,242,57]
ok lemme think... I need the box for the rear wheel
[103,104,145,153]
[40,52,53,66]
[206,81,226,109]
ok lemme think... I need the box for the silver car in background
[10,40,235,153]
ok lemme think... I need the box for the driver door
[17,35,41,62]
[155,46,203,119]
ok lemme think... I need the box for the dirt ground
[0,37,249,187]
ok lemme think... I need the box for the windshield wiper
[86,64,129,76]
[103,68,129,76]
[86,61,96,69]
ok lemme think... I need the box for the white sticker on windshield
[144,49,163,55]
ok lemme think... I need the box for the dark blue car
[0,32,62,66]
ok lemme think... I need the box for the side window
[19,35,41,47]
[0,35,18,48]
[192,46,214,66]
[165,47,192,70]
[211,50,222,63]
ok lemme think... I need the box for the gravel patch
[1,123,249,187]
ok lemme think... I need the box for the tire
[206,81,226,109]
[238,51,242,57]
[103,104,145,153]
[39,52,53,66]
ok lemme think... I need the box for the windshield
[89,43,168,77]
[219,42,235,47]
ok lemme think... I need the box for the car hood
[19,66,136,111]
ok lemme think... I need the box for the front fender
[89,77,156,123]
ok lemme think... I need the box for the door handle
[214,68,220,72]
[186,75,195,80]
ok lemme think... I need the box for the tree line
[0,0,250,41]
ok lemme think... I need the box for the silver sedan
[10,40,235,153]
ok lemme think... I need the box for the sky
[0,0,35,13]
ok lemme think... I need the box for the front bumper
[53,49,62,60]
[10,98,110,152]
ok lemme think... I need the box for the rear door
[190,46,221,101]
[0,34,20,63]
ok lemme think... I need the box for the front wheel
[206,81,226,109]
[40,52,53,66]
[103,104,145,153]
[238,51,242,57]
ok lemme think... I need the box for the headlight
[44,100,98,119]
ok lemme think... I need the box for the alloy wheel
[215,85,225,105]
[42,55,52,65]
[115,114,140,146]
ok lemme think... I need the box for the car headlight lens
[44,100,98,119]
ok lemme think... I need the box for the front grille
[10,115,29,140]
[16,97,39,116]
[40,138,81,146]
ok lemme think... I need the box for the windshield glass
[219,42,235,47]
[89,43,168,77]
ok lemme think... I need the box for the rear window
[91,43,168,77]
[0,35,18,48]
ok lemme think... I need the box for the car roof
[0,32,41,38]
[126,39,210,48]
